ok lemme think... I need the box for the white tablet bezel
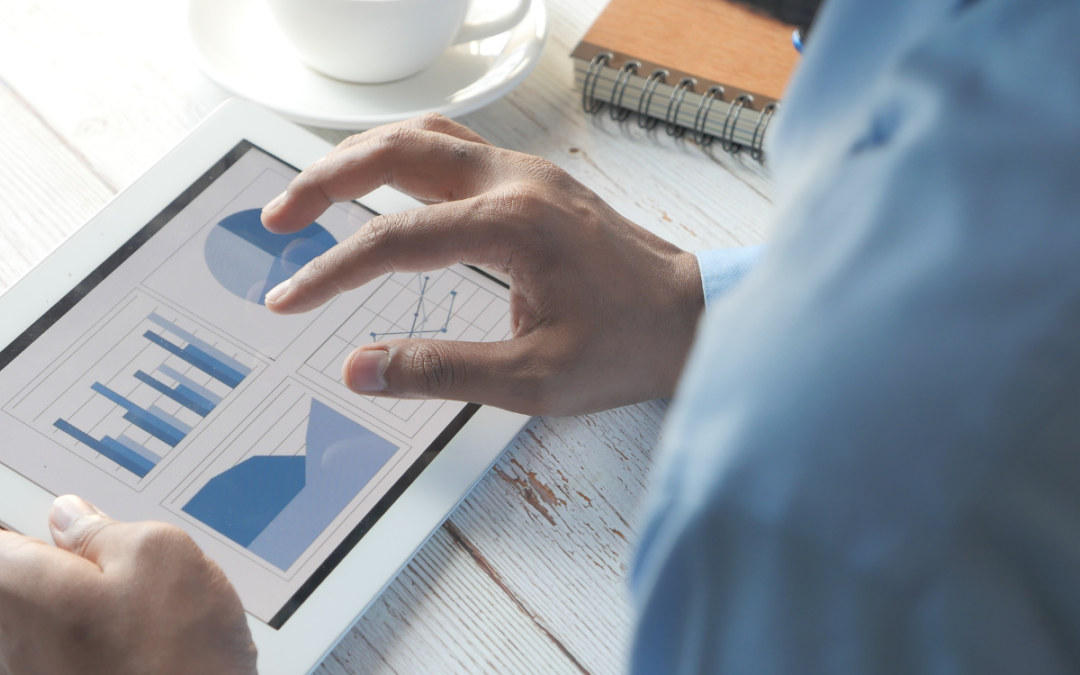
[0,98,529,675]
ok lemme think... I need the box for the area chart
[182,398,398,570]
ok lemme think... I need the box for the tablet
[0,99,529,674]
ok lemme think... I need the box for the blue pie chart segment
[205,209,338,305]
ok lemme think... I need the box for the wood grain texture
[317,523,589,674]
[0,78,113,291]
[0,0,774,672]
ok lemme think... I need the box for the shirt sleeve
[631,0,1080,673]
[696,246,766,307]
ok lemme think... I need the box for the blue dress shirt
[697,246,767,307]
[632,0,1080,673]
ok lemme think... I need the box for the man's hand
[261,114,704,416]
[0,495,256,675]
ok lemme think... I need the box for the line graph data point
[369,272,460,343]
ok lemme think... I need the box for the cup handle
[452,0,532,44]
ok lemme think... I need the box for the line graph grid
[369,274,458,342]
[301,268,511,433]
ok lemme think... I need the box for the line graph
[300,266,512,433]
[370,275,457,341]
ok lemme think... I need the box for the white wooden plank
[317,526,583,675]
[0,0,225,189]
[442,404,671,674]
[0,79,113,291]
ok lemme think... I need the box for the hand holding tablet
[0,494,256,675]
[0,101,705,674]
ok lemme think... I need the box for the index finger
[261,127,505,235]
[265,195,515,314]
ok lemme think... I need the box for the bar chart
[20,302,259,482]
[179,385,398,571]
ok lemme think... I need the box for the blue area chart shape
[205,209,337,305]
[182,399,398,570]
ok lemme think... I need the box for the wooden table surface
[0,0,772,672]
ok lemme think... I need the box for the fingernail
[346,349,389,392]
[264,279,291,305]
[263,191,287,214]
[50,495,95,532]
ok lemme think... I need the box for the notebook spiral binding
[664,78,696,138]
[636,68,668,130]
[720,94,751,153]
[582,52,612,114]
[609,60,641,122]
[580,52,778,161]
[692,86,724,146]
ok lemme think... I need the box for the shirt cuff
[696,245,766,307]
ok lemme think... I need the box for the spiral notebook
[572,0,800,160]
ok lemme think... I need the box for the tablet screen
[0,142,511,627]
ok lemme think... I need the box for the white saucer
[188,0,548,130]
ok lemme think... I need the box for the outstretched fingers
[261,126,503,235]
[265,196,516,314]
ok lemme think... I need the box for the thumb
[342,338,543,413]
[49,494,124,567]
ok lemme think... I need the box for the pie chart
[204,209,337,305]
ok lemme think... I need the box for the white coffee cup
[266,0,532,84]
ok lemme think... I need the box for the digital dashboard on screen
[0,142,511,628]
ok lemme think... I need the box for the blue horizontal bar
[53,419,149,478]
[175,385,216,415]
[156,365,222,405]
[122,410,184,447]
[147,314,253,377]
[101,437,156,474]
[143,332,241,388]
[148,405,192,435]
[185,344,246,387]
[89,383,185,447]
[90,382,141,413]
[134,371,213,416]
[115,434,163,465]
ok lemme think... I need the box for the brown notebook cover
[571,0,800,157]
[572,0,799,109]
